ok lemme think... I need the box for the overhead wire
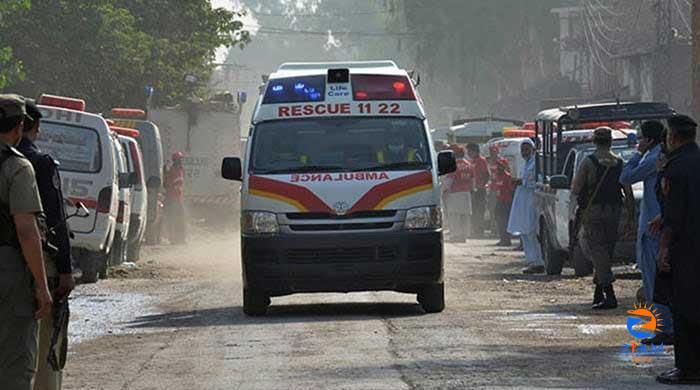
[672,0,692,33]
[592,0,624,16]
[586,0,622,34]
[249,4,434,18]
[581,1,614,75]
[583,0,621,42]
[248,25,415,37]
[582,2,616,57]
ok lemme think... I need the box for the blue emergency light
[263,75,326,104]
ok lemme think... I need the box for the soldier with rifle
[0,94,52,390]
[17,99,74,390]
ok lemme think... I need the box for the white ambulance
[221,61,457,315]
[114,128,148,261]
[109,131,132,268]
[35,95,120,283]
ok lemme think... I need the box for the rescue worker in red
[466,143,490,238]
[443,145,473,242]
[490,160,515,246]
[163,152,186,244]
[486,145,510,237]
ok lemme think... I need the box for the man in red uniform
[487,145,510,237]
[164,152,186,244]
[443,145,473,242]
[467,143,490,238]
[490,160,515,246]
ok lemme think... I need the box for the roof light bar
[109,126,140,138]
[111,108,146,119]
[39,94,86,111]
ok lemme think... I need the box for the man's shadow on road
[124,302,425,329]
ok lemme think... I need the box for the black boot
[592,284,618,310]
[592,284,604,306]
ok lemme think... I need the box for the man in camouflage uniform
[572,127,635,309]
[0,94,52,390]
[17,98,74,390]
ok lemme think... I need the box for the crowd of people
[440,138,543,273]
[439,116,700,385]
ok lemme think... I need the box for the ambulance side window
[563,150,576,181]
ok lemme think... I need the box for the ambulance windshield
[251,117,430,174]
[36,122,102,173]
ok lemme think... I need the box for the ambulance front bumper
[241,230,443,296]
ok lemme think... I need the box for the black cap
[668,114,697,129]
[24,98,42,121]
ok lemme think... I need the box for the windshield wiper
[354,161,430,172]
[255,165,346,174]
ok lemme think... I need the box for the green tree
[0,0,248,111]
[0,0,29,88]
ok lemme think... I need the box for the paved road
[63,231,679,389]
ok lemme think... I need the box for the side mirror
[75,202,90,218]
[437,150,457,176]
[128,172,139,185]
[549,175,570,190]
[118,173,132,189]
[221,157,242,181]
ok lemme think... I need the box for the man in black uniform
[17,99,74,389]
[655,115,700,385]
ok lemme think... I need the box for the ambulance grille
[286,211,397,220]
[285,246,398,264]
[289,222,394,232]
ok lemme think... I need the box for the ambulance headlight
[242,211,279,234]
[404,206,442,230]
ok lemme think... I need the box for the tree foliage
[384,0,566,121]
[0,0,249,111]
[0,0,30,89]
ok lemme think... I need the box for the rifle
[47,295,69,371]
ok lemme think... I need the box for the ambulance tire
[110,238,128,268]
[127,241,141,262]
[541,226,564,275]
[572,243,593,277]
[418,283,445,313]
[98,253,109,280]
[243,288,270,316]
[80,252,100,284]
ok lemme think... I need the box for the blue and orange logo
[626,304,662,338]
[620,304,668,363]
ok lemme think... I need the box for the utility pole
[693,0,700,140]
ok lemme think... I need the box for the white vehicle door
[554,150,577,248]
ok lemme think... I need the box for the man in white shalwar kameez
[507,138,545,274]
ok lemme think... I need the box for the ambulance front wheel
[79,251,105,284]
[243,288,270,316]
[418,283,445,313]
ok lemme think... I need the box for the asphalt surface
[62,230,686,389]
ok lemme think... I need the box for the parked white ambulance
[35,94,119,282]
[109,130,132,268]
[221,61,457,315]
[114,127,148,261]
